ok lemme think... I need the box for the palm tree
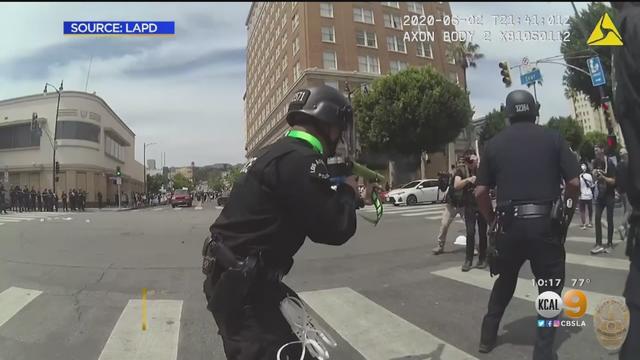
[448,41,484,93]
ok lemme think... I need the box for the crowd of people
[0,186,89,213]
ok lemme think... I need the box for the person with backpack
[578,163,595,229]
[590,144,617,255]
[433,162,466,255]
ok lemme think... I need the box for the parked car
[170,189,193,208]
[217,192,230,206]
[386,179,447,206]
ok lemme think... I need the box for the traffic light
[499,61,512,87]
[55,161,60,174]
[607,135,617,155]
[116,166,122,177]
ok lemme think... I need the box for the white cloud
[450,2,592,122]
[0,2,251,167]
[0,2,597,167]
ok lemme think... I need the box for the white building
[569,91,625,147]
[0,91,144,205]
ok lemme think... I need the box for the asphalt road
[0,201,631,360]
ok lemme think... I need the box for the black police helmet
[505,90,539,123]
[286,85,353,131]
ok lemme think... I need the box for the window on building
[384,14,403,30]
[448,72,460,85]
[292,13,299,30]
[324,80,339,89]
[381,2,400,8]
[446,46,456,64]
[293,36,300,55]
[407,2,424,14]
[320,3,334,18]
[356,30,377,48]
[294,61,301,80]
[353,8,374,24]
[358,55,380,74]
[105,135,125,161]
[0,123,40,149]
[323,51,337,70]
[56,121,101,143]
[417,41,433,58]
[387,35,406,53]
[390,60,408,74]
[321,26,335,43]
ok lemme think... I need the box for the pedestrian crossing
[0,244,630,360]
[0,212,73,227]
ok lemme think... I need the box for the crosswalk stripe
[401,209,446,217]
[0,223,4,226]
[565,253,629,271]
[432,266,624,316]
[566,236,623,245]
[152,208,164,211]
[300,287,478,360]
[98,299,182,360]
[363,206,445,214]
[0,287,43,328]
[0,218,23,223]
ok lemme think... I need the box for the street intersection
[0,202,629,360]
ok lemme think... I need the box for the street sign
[520,68,542,85]
[116,177,122,185]
[587,56,606,87]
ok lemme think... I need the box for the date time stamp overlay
[402,14,572,43]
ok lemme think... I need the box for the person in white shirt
[578,163,595,229]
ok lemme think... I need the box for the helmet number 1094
[515,104,530,112]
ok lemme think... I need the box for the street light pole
[44,81,63,196]
[143,142,156,198]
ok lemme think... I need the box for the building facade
[569,91,625,147]
[244,1,465,173]
[0,91,144,205]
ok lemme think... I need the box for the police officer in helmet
[474,89,580,359]
[203,85,360,360]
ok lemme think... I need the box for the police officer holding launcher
[474,90,580,359]
[202,85,360,360]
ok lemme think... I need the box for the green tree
[561,2,615,108]
[579,131,608,161]
[354,66,472,156]
[545,116,585,151]
[172,173,192,190]
[223,166,243,191]
[447,40,484,93]
[208,175,225,192]
[478,109,507,146]
[146,174,163,194]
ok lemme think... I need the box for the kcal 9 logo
[536,290,588,319]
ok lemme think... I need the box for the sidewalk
[85,204,165,212]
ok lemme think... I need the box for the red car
[170,189,193,208]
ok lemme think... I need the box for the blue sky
[0,2,591,167]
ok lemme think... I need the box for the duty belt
[513,204,552,218]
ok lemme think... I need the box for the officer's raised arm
[283,153,358,246]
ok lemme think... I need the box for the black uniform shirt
[477,122,580,205]
[210,135,358,272]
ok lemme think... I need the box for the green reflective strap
[286,130,324,155]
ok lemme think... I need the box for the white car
[386,179,447,206]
